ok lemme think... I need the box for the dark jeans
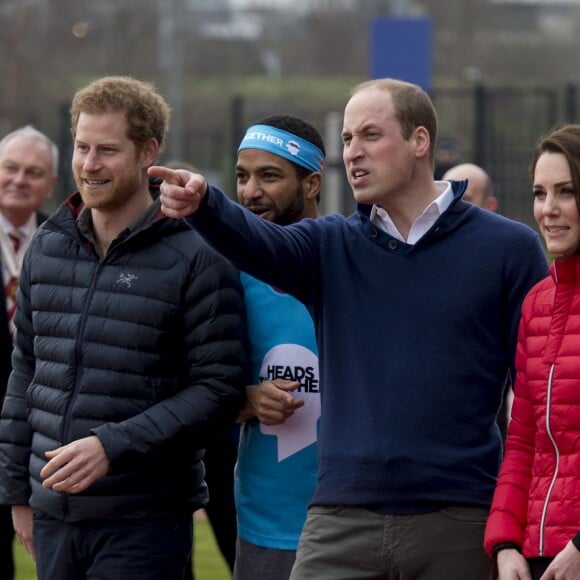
[184,427,239,580]
[233,537,296,580]
[528,557,552,580]
[202,428,238,571]
[0,504,14,580]
[33,512,192,580]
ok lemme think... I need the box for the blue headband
[238,124,324,173]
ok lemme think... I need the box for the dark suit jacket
[0,210,48,402]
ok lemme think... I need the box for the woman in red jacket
[484,124,580,579]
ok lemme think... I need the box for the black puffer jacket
[0,193,247,522]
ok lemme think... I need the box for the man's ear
[484,196,499,213]
[303,172,322,200]
[45,176,58,200]
[412,126,430,159]
[141,138,160,168]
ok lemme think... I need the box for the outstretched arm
[150,165,321,305]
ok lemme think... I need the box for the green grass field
[14,515,231,580]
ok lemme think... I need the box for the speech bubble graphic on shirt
[259,344,320,461]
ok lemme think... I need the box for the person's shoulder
[36,209,50,225]
[281,212,353,239]
[459,209,546,270]
[300,210,362,229]
[473,209,539,239]
[29,203,72,243]
[167,220,238,269]
[522,272,553,309]
[164,219,214,253]
[530,273,553,293]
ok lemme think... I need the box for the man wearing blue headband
[232,115,324,579]
[150,79,547,579]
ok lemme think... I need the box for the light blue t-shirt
[236,273,320,550]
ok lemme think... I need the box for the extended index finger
[148,165,190,185]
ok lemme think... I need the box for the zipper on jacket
[61,266,101,443]
[59,262,101,518]
[59,221,152,447]
[539,362,559,556]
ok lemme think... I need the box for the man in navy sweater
[150,78,548,579]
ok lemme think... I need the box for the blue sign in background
[371,17,432,90]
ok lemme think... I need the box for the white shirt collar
[370,181,453,245]
[0,212,38,242]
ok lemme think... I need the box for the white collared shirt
[0,212,37,247]
[0,212,39,282]
[370,181,453,245]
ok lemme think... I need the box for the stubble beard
[272,183,306,226]
[75,168,143,212]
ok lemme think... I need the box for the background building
[2,0,580,223]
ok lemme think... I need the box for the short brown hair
[351,78,438,161]
[70,76,171,151]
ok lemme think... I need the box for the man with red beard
[0,76,247,580]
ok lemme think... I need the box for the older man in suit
[0,125,57,580]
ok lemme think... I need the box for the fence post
[322,111,344,216]
[229,95,245,195]
[473,83,487,168]
[565,83,577,123]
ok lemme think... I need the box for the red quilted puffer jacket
[484,255,580,559]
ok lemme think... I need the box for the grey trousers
[289,505,492,580]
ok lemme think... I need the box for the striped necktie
[5,229,23,335]
[8,230,21,254]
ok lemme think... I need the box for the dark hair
[255,114,326,180]
[530,124,580,213]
